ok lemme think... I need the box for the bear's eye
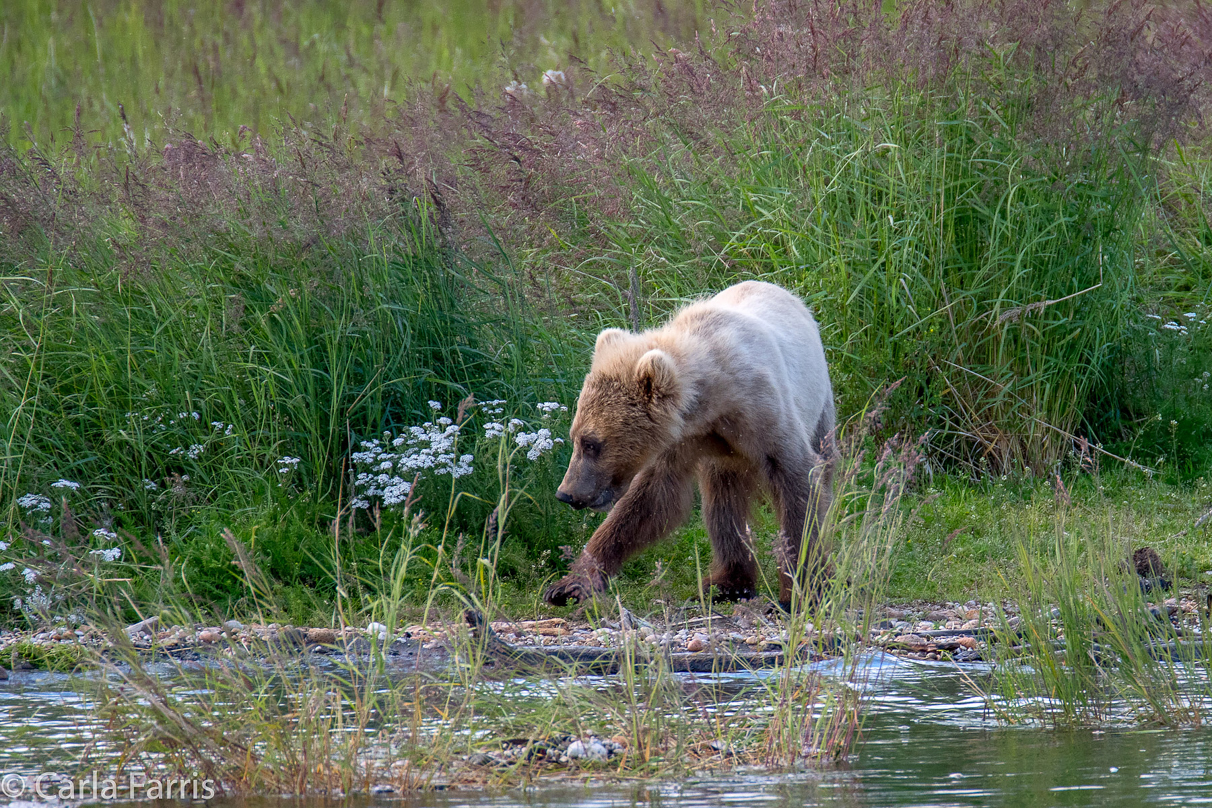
[581,437,603,458]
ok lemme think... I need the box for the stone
[124,615,159,637]
[566,740,586,759]
[223,620,244,631]
[586,741,609,762]
[893,634,929,651]
[198,630,219,643]
[307,628,337,645]
[686,638,705,652]
[366,622,389,640]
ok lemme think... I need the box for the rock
[198,630,219,643]
[619,608,650,631]
[307,628,337,645]
[366,622,389,641]
[0,665,8,680]
[585,741,609,762]
[125,615,159,637]
[369,784,395,795]
[223,620,244,631]
[893,634,929,651]
[566,740,586,759]
[686,638,705,652]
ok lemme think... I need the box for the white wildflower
[351,498,371,510]
[0,541,7,551]
[504,81,532,100]
[518,428,557,461]
[0,563,13,572]
[90,547,122,562]
[92,528,118,541]
[186,444,206,459]
[1146,314,1162,320]
[428,400,442,410]
[51,479,81,491]
[143,479,159,490]
[536,401,568,417]
[484,422,505,439]
[542,69,568,89]
[17,494,51,512]
[22,568,37,584]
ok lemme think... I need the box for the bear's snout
[556,486,617,512]
[555,488,586,509]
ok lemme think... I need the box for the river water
[2,653,1211,807]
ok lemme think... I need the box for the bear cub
[546,280,836,609]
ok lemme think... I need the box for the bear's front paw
[543,574,604,607]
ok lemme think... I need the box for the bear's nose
[555,489,585,510]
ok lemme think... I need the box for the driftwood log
[464,610,826,674]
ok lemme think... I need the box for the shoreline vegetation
[3,0,1212,795]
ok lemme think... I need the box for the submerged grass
[978,491,1212,728]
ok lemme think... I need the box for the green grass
[2,0,1212,627]
[1,0,706,147]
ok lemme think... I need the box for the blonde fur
[546,281,836,608]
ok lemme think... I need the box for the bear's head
[557,329,684,511]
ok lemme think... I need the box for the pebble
[198,630,220,643]
[686,638,705,652]
[366,622,388,641]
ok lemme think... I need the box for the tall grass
[85,392,919,794]
[0,0,706,146]
[3,0,1212,612]
[982,498,1212,728]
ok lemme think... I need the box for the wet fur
[546,281,836,609]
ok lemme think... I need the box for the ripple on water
[3,655,1212,806]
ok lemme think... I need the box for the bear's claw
[543,574,604,607]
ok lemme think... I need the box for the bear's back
[664,281,831,438]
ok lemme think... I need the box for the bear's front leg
[544,460,695,606]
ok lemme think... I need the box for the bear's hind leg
[767,450,833,610]
[699,462,759,602]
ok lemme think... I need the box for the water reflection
[3,654,1212,806]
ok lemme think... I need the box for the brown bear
[545,280,836,610]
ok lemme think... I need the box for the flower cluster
[516,428,560,461]
[536,401,568,417]
[16,494,51,513]
[351,408,472,510]
[349,399,567,512]
[5,481,124,619]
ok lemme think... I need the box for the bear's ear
[594,328,630,356]
[635,349,678,405]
